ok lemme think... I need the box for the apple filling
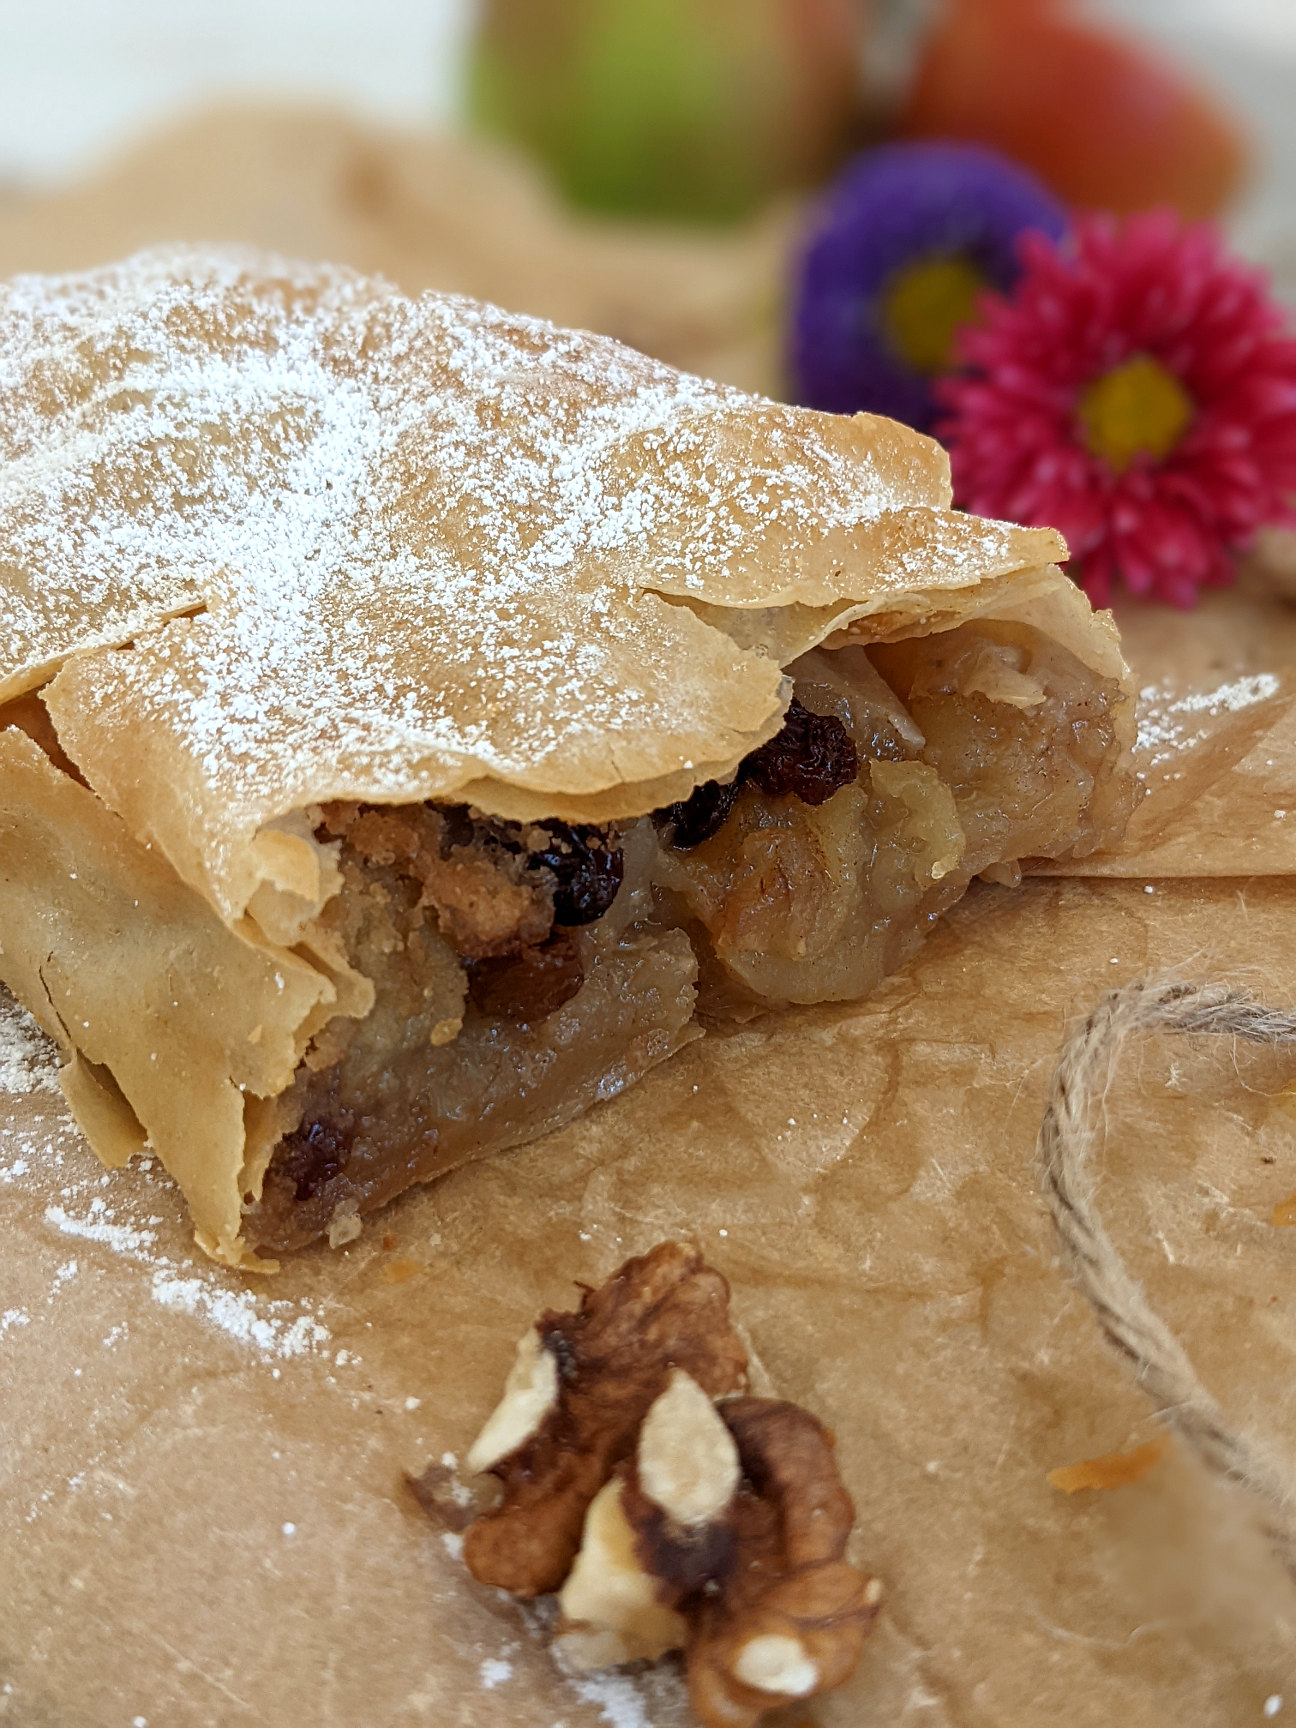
[244,620,1131,1251]
[247,809,700,1252]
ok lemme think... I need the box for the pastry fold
[0,249,1135,1265]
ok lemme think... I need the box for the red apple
[897,0,1248,219]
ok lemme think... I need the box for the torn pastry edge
[36,558,1129,936]
[3,559,1132,1270]
[0,729,341,1270]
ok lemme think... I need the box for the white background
[0,0,1289,233]
[0,0,475,184]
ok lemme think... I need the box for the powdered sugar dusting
[0,989,61,1096]
[569,1671,653,1728]
[0,246,1045,922]
[3,1120,334,1362]
[1168,673,1281,715]
[150,1269,331,1357]
[1136,673,1282,769]
[44,1198,157,1255]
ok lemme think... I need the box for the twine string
[1037,977,1296,1580]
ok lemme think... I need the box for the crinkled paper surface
[3,104,1296,1728]
[4,875,1296,1728]
[1057,591,1296,878]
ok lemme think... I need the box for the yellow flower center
[880,255,988,376]
[1077,354,1195,474]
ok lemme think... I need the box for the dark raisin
[436,802,482,851]
[657,776,740,849]
[274,1117,354,1201]
[528,824,624,925]
[467,930,586,1023]
[742,697,859,805]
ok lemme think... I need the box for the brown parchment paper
[4,103,1296,1728]
[1053,591,1296,877]
[5,873,1296,1728]
[0,104,791,398]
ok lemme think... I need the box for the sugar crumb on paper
[44,1199,158,1255]
[1136,673,1282,769]
[479,1656,513,1690]
[0,988,60,1096]
[2,1118,336,1363]
[569,1671,654,1728]
[150,1270,331,1359]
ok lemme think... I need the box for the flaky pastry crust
[0,249,1135,1263]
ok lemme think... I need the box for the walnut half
[462,1241,749,1597]
[682,1396,880,1727]
[439,1243,879,1728]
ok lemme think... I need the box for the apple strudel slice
[0,249,1135,1265]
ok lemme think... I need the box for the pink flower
[937,211,1296,607]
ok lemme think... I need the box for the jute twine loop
[1037,976,1296,1581]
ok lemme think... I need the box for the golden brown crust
[0,250,1135,1262]
[0,728,337,1263]
[0,247,1078,922]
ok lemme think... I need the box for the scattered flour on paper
[1137,673,1282,769]
[2,994,333,1364]
[44,1199,157,1256]
[568,1672,653,1728]
[511,1590,676,1728]
[0,990,61,1096]
[149,1271,331,1358]
[479,1658,513,1690]
[1171,674,1282,715]
[3,1123,334,1363]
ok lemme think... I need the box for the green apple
[469,0,867,222]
